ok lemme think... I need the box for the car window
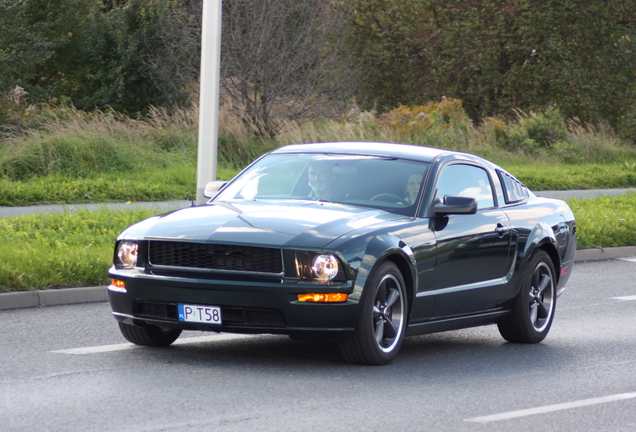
[435,164,494,209]
[213,153,430,214]
[498,170,529,204]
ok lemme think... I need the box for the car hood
[119,200,404,250]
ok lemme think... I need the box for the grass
[1,100,635,291]
[1,193,633,292]
[567,193,636,249]
[1,101,636,207]
[0,208,162,292]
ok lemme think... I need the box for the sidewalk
[1,190,635,311]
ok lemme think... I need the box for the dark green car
[108,142,576,365]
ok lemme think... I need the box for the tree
[0,0,192,114]
[219,0,360,135]
[343,0,636,126]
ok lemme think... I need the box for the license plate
[178,304,222,325]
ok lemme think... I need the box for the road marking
[618,257,636,263]
[612,295,636,301]
[465,392,636,423]
[51,334,256,355]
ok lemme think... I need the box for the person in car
[405,173,424,204]
[308,161,336,201]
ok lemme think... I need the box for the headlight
[295,251,344,282]
[116,241,138,269]
[312,254,339,281]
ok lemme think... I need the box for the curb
[0,286,109,311]
[1,247,635,312]
[574,246,636,262]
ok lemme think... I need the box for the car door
[428,163,513,318]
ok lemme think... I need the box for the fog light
[298,293,348,303]
[109,279,127,293]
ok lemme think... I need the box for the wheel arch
[383,252,415,317]
[538,242,561,283]
[522,221,561,284]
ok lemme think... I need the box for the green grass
[0,165,240,206]
[567,193,636,249]
[2,103,636,208]
[1,193,633,292]
[1,102,636,292]
[505,163,636,191]
[0,208,162,292]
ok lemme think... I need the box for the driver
[308,160,335,201]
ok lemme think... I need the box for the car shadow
[120,325,567,379]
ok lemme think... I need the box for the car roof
[272,142,450,163]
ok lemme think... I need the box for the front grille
[148,241,283,274]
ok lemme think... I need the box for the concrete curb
[574,246,636,262]
[1,247,635,312]
[0,286,108,311]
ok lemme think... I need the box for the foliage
[568,193,636,249]
[2,102,636,207]
[0,0,193,115]
[0,170,196,206]
[506,164,636,191]
[0,208,162,292]
[3,0,636,134]
[1,192,634,292]
[342,0,636,129]
[220,0,360,136]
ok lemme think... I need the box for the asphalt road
[1,258,635,431]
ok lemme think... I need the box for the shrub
[568,193,636,249]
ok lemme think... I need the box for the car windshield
[213,153,430,215]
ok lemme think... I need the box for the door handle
[495,223,510,236]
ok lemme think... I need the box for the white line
[618,257,636,263]
[612,295,636,301]
[465,392,636,423]
[51,334,256,355]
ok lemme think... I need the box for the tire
[118,322,182,347]
[339,261,408,365]
[498,250,556,343]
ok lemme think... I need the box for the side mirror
[203,181,227,199]
[433,195,477,216]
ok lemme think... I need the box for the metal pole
[196,0,222,205]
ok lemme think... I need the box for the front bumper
[108,267,360,335]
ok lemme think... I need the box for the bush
[568,193,636,249]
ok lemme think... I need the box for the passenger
[405,173,424,204]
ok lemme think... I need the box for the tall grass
[1,100,635,206]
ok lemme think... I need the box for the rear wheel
[118,322,182,347]
[339,261,408,365]
[498,250,556,343]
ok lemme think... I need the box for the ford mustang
[108,142,576,365]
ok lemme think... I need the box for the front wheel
[118,322,182,347]
[339,261,408,365]
[498,250,556,343]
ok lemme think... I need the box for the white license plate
[178,304,222,325]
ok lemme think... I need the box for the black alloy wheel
[498,249,556,343]
[339,261,408,365]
